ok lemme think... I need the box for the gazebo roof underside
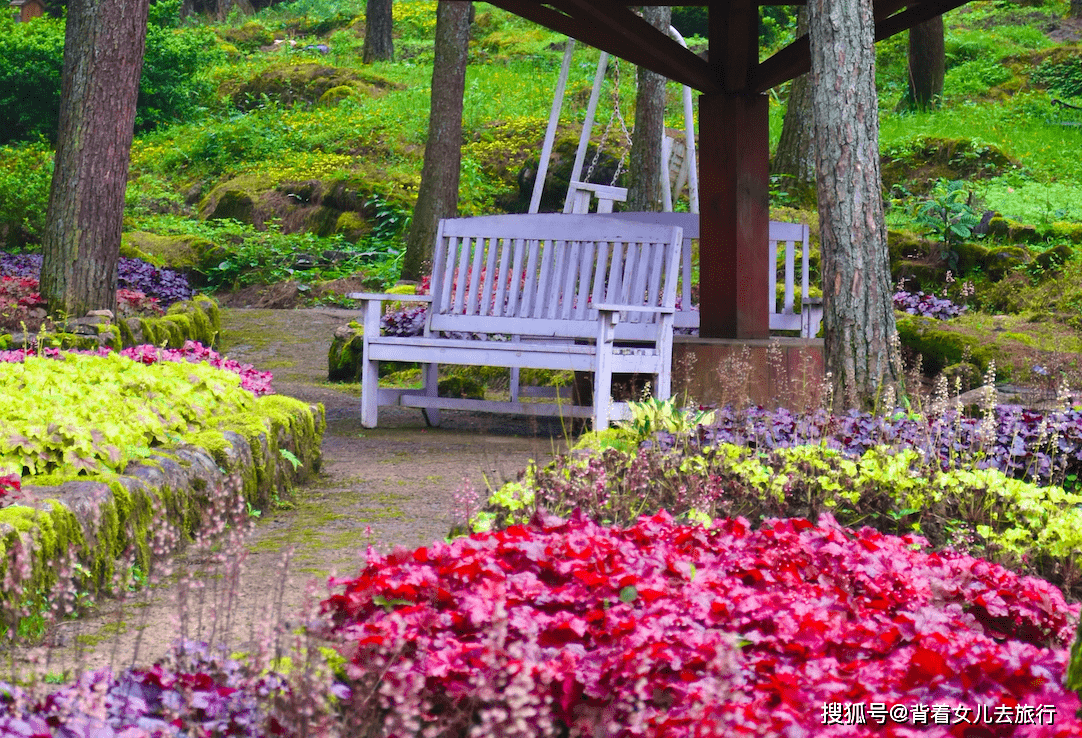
[482,0,972,93]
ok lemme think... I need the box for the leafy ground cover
[475,398,1082,596]
[319,511,1080,737]
[0,253,193,307]
[0,342,272,481]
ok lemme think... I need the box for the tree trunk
[808,0,899,410]
[1070,0,1082,19]
[364,0,394,63]
[904,16,945,110]
[40,0,149,319]
[401,1,470,281]
[770,9,816,205]
[626,5,671,212]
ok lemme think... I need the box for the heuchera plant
[0,642,334,737]
[652,404,1082,490]
[0,341,273,396]
[893,289,966,320]
[321,511,1081,737]
[0,252,193,306]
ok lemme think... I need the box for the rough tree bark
[626,5,671,212]
[808,0,899,410]
[40,0,149,318]
[364,0,394,63]
[770,9,816,205]
[904,16,945,110]
[401,1,470,281]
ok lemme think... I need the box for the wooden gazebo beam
[486,0,718,92]
[752,0,973,92]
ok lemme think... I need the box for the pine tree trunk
[808,0,899,410]
[401,1,470,281]
[40,0,149,319]
[364,0,394,63]
[905,16,945,110]
[770,9,816,205]
[626,5,671,212]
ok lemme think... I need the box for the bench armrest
[346,292,433,303]
[593,303,676,315]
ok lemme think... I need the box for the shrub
[0,143,52,251]
[321,511,1081,737]
[0,14,220,146]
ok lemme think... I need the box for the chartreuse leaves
[477,441,1082,599]
[0,352,256,481]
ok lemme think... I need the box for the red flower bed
[322,512,1082,737]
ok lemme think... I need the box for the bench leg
[361,355,379,428]
[593,313,617,429]
[421,362,441,427]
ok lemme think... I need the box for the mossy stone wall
[0,395,325,617]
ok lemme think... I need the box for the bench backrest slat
[591,212,812,330]
[427,214,681,340]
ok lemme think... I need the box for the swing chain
[583,59,632,188]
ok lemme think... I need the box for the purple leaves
[0,253,193,307]
[893,289,966,319]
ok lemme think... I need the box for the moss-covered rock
[215,21,275,52]
[2,395,324,622]
[985,245,1030,281]
[121,232,217,272]
[334,211,369,242]
[318,85,354,106]
[1034,243,1075,275]
[219,62,401,112]
[438,376,486,400]
[896,314,996,376]
[880,138,1014,197]
[328,322,364,382]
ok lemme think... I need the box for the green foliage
[912,179,983,270]
[138,24,223,133]
[944,58,1014,97]
[616,397,716,443]
[0,353,257,479]
[138,215,403,290]
[0,14,65,145]
[0,141,52,250]
[1032,55,1082,98]
[0,14,220,146]
[476,441,1082,596]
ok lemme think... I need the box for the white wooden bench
[347,214,683,429]
[585,212,823,338]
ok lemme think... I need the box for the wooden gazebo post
[699,1,769,339]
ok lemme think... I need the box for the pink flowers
[0,341,273,395]
[321,512,1082,737]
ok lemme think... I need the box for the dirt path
[21,308,571,677]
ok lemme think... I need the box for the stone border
[0,394,325,618]
[1,295,221,352]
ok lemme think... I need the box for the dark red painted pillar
[698,91,770,339]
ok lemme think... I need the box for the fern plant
[914,178,982,272]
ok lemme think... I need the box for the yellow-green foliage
[392,1,438,37]
[478,442,1082,579]
[0,353,256,478]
